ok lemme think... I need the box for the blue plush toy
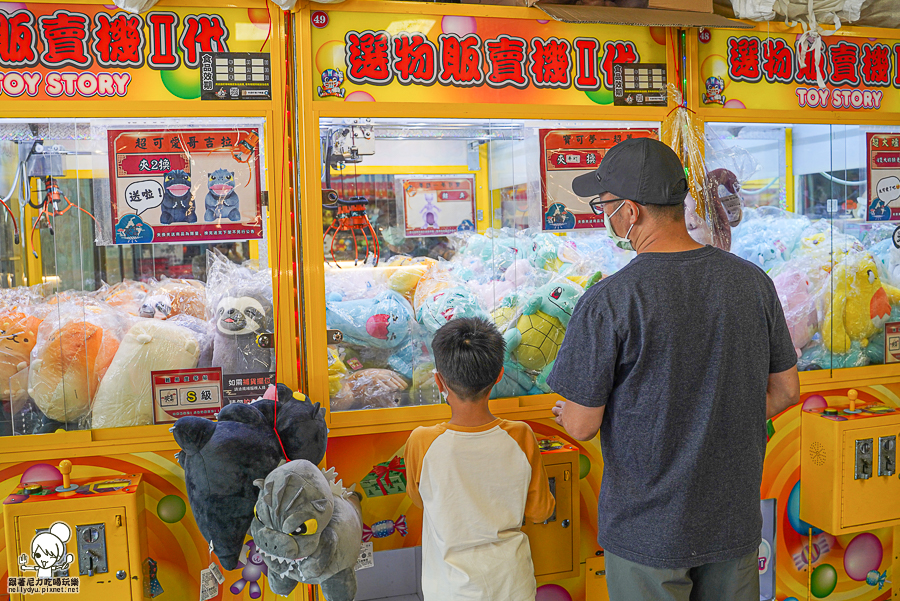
[325,290,413,349]
[416,286,490,336]
[490,361,542,399]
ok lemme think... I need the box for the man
[547,137,800,601]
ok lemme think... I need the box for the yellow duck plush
[823,253,900,353]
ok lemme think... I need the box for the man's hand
[766,365,800,419]
[552,399,605,441]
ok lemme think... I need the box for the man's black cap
[572,137,689,206]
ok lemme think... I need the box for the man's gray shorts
[605,549,759,601]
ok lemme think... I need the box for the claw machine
[292,2,749,599]
[0,0,297,598]
[691,19,900,601]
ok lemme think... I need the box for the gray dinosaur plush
[250,460,363,601]
[173,384,327,571]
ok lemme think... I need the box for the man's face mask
[605,200,636,252]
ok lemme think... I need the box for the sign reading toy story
[151,367,223,424]
[540,128,658,231]
[310,11,668,106]
[867,133,900,221]
[698,29,900,112]
[0,5,272,103]
[397,175,476,238]
[108,128,263,244]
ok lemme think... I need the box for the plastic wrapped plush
[0,309,44,402]
[139,278,206,321]
[28,301,126,424]
[90,319,201,429]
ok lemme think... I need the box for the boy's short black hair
[432,317,505,400]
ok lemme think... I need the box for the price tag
[355,541,374,571]
[208,563,225,585]
[199,568,219,601]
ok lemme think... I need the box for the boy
[405,317,555,601]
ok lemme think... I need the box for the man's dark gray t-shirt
[546,246,796,570]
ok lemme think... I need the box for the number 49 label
[311,11,328,29]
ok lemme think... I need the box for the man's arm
[766,365,800,419]
[552,400,605,441]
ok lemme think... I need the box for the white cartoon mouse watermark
[19,522,74,579]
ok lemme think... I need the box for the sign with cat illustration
[107,128,263,244]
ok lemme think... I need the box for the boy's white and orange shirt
[405,418,555,601]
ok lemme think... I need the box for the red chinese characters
[391,33,437,85]
[727,36,761,82]
[573,37,600,90]
[438,34,483,86]
[92,13,144,68]
[179,14,229,68]
[861,43,890,87]
[485,35,528,88]
[529,37,571,88]
[794,39,830,85]
[38,10,91,68]
[147,12,180,69]
[827,41,860,86]
[346,30,392,84]
[761,38,793,83]
[0,10,37,67]
[600,40,638,89]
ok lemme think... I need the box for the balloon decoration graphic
[843,532,883,581]
[579,454,591,479]
[786,480,822,536]
[536,584,572,601]
[723,99,746,109]
[649,27,666,46]
[810,564,837,598]
[700,54,729,91]
[316,40,346,75]
[160,63,201,100]
[346,91,375,102]
[247,8,270,30]
[441,16,477,37]
[585,88,614,105]
[20,463,63,485]
[801,394,828,411]
[157,494,187,523]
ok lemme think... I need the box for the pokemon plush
[29,315,121,424]
[822,252,900,353]
[0,311,42,401]
[326,290,413,349]
[250,460,363,601]
[331,368,409,412]
[490,361,541,399]
[139,279,206,321]
[211,289,275,374]
[173,384,327,571]
[772,268,818,358]
[327,346,349,398]
[160,169,197,224]
[205,169,241,222]
[377,257,437,304]
[415,286,489,336]
[504,281,583,372]
[90,319,201,428]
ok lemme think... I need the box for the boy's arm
[404,428,429,508]
[510,424,555,523]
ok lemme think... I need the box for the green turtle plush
[503,281,583,373]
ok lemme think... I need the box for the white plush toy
[90,319,200,429]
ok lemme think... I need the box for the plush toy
[326,290,413,349]
[90,319,202,428]
[416,286,489,336]
[211,288,275,374]
[0,311,42,401]
[331,368,409,412]
[731,238,786,271]
[504,281,583,372]
[205,169,241,222]
[799,339,870,371]
[490,361,541,399]
[869,238,900,288]
[173,384,327,571]
[822,252,900,353]
[229,540,268,599]
[685,187,732,251]
[139,279,206,321]
[250,460,363,601]
[377,257,437,304]
[327,346,349,398]
[409,362,441,406]
[772,268,818,358]
[160,169,197,224]
[102,280,152,316]
[29,317,121,424]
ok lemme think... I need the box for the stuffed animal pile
[0,251,275,433]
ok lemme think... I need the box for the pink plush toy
[772,268,818,358]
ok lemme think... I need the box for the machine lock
[855,438,874,480]
[877,435,895,477]
[76,524,108,577]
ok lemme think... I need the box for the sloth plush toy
[211,288,275,374]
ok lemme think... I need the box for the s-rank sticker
[885,322,900,363]
[151,367,223,424]
[11,522,80,594]
[200,52,272,101]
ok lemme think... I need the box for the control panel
[2,461,148,600]
[800,389,900,534]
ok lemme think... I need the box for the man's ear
[495,366,505,385]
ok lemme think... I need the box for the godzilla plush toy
[172,384,327,571]
[205,169,241,222]
[251,460,363,601]
[160,169,197,224]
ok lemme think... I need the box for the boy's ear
[495,366,505,386]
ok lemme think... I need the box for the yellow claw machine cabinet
[691,20,900,601]
[0,0,297,598]
[292,3,745,599]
